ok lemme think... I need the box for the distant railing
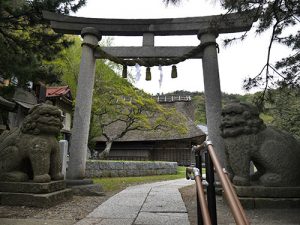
[121,95,192,103]
[156,95,192,103]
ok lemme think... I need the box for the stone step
[0,188,73,208]
[234,185,300,209]
[234,185,300,198]
[239,197,300,209]
[0,180,66,194]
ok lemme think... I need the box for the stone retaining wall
[85,160,178,178]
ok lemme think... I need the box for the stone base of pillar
[66,179,104,196]
[66,179,94,186]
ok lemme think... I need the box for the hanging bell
[145,67,151,81]
[122,65,127,78]
[171,65,177,78]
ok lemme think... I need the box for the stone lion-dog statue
[220,102,300,187]
[0,103,64,183]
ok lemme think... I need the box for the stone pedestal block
[59,140,69,178]
[0,181,72,208]
[0,180,66,193]
[239,197,300,209]
[235,185,300,198]
[234,185,300,209]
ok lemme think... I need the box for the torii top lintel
[43,10,257,36]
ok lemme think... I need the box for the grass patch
[93,166,186,192]
[260,113,273,124]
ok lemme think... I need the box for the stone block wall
[85,160,178,178]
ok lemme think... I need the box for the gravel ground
[179,184,300,225]
[0,192,116,224]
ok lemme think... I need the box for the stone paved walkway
[75,178,194,225]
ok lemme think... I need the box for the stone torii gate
[43,10,256,180]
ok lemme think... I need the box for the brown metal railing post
[195,151,204,225]
[186,167,212,225]
[205,141,249,225]
[224,171,249,225]
[193,168,212,225]
[205,151,218,225]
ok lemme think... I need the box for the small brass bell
[146,67,151,81]
[122,65,127,78]
[171,65,177,78]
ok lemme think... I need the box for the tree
[266,87,300,136]
[45,36,82,95]
[163,0,181,5]
[0,0,86,87]
[48,36,117,96]
[220,0,300,110]
[191,94,206,124]
[91,71,188,159]
[165,0,300,110]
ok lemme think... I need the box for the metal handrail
[224,169,249,225]
[187,140,250,225]
[205,141,249,225]
[186,167,212,225]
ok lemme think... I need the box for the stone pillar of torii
[67,27,101,179]
[43,10,257,181]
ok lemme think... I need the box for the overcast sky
[74,0,291,95]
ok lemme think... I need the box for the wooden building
[46,86,73,140]
[94,96,206,166]
[0,85,73,139]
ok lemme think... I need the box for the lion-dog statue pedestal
[221,102,300,209]
[0,104,72,208]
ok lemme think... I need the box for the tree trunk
[98,140,113,159]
